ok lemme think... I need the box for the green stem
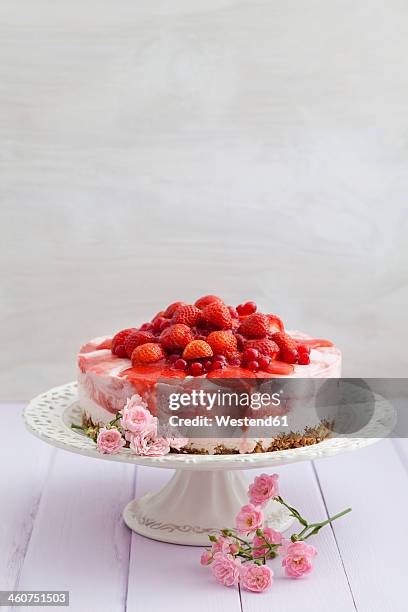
[301,508,352,540]
[71,424,86,431]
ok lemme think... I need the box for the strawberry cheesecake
[77,295,341,454]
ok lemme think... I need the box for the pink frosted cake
[78,295,341,454]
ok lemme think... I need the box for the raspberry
[244,339,280,360]
[236,301,257,316]
[271,332,299,364]
[258,355,271,370]
[190,361,204,376]
[164,301,186,318]
[206,331,237,357]
[194,295,223,310]
[183,340,213,360]
[228,306,239,319]
[174,358,188,371]
[202,301,232,329]
[152,317,168,333]
[243,348,259,363]
[298,353,310,365]
[234,333,246,350]
[131,343,165,365]
[111,328,137,357]
[297,343,311,355]
[160,324,193,350]
[172,304,202,327]
[124,331,155,357]
[239,313,269,338]
[247,360,259,372]
[210,358,226,371]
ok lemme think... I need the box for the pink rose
[96,427,125,454]
[130,428,170,456]
[248,473,279,507]
[252,527,283,557]
[211,553,241,587]
[240,562,273,592]
[200,550,213,566]
[120,397,155,433]
[236,504,263,534]
[282,541,317,579]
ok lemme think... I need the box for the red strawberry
[244,338,280,360]
[164,301,186,318]
[111,328,137,357]
[131,343,165,365]
[124,331,156,358]
[160,324,193,350]
[266,314,284,334]
[172,304,202,327]
[152,310,166,322]
[182,340,213,360]
[194,295,223,310]
[206,330,237,357]
[270,332,299,364]
[239,313,269,338]
[202,301,232,329]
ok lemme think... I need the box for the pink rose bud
[248,473,279,507]
[240,562,273,592]
[282,541,317,579]
[211,553,241,587]
[200,550,213,566]
[236,504,264,534]
[96,427,125,454]
[252,527,283,557]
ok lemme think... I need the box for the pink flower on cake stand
[96,427,125,454]
[120,395,155,433]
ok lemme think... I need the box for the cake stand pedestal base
[123,469,294,546]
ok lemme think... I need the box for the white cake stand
[23,382,386,546]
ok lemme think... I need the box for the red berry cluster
[110,295,315,376]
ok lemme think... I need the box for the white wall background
[1,0,407,399]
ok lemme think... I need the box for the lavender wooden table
[1,404,407,612]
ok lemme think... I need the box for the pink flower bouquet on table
[201,472,351,593]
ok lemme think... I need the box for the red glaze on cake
[77,296,341,452]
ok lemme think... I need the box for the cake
[77,295,341,454]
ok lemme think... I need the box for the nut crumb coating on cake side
[76,296,341,454]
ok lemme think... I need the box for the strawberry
[266,314,284,334]
[182,340,213,360]
[206,330,237,357]
[194,294,223,310]
[160,324,193,350]
[239,313,269,338]
[152,310,166,322]
[270,332,299,364]
[172,304,202,327]
[202,301,232,329]
[111,328,137,357]
[244,338,280,360]
[164,301,186,318]
[131,343,165,365]
[124,331,156,358]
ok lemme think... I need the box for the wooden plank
[16,448,135,612]
[126,466,242,612]
[240,462,355,612]
[314,439,408,612]
[0,404,54,591]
